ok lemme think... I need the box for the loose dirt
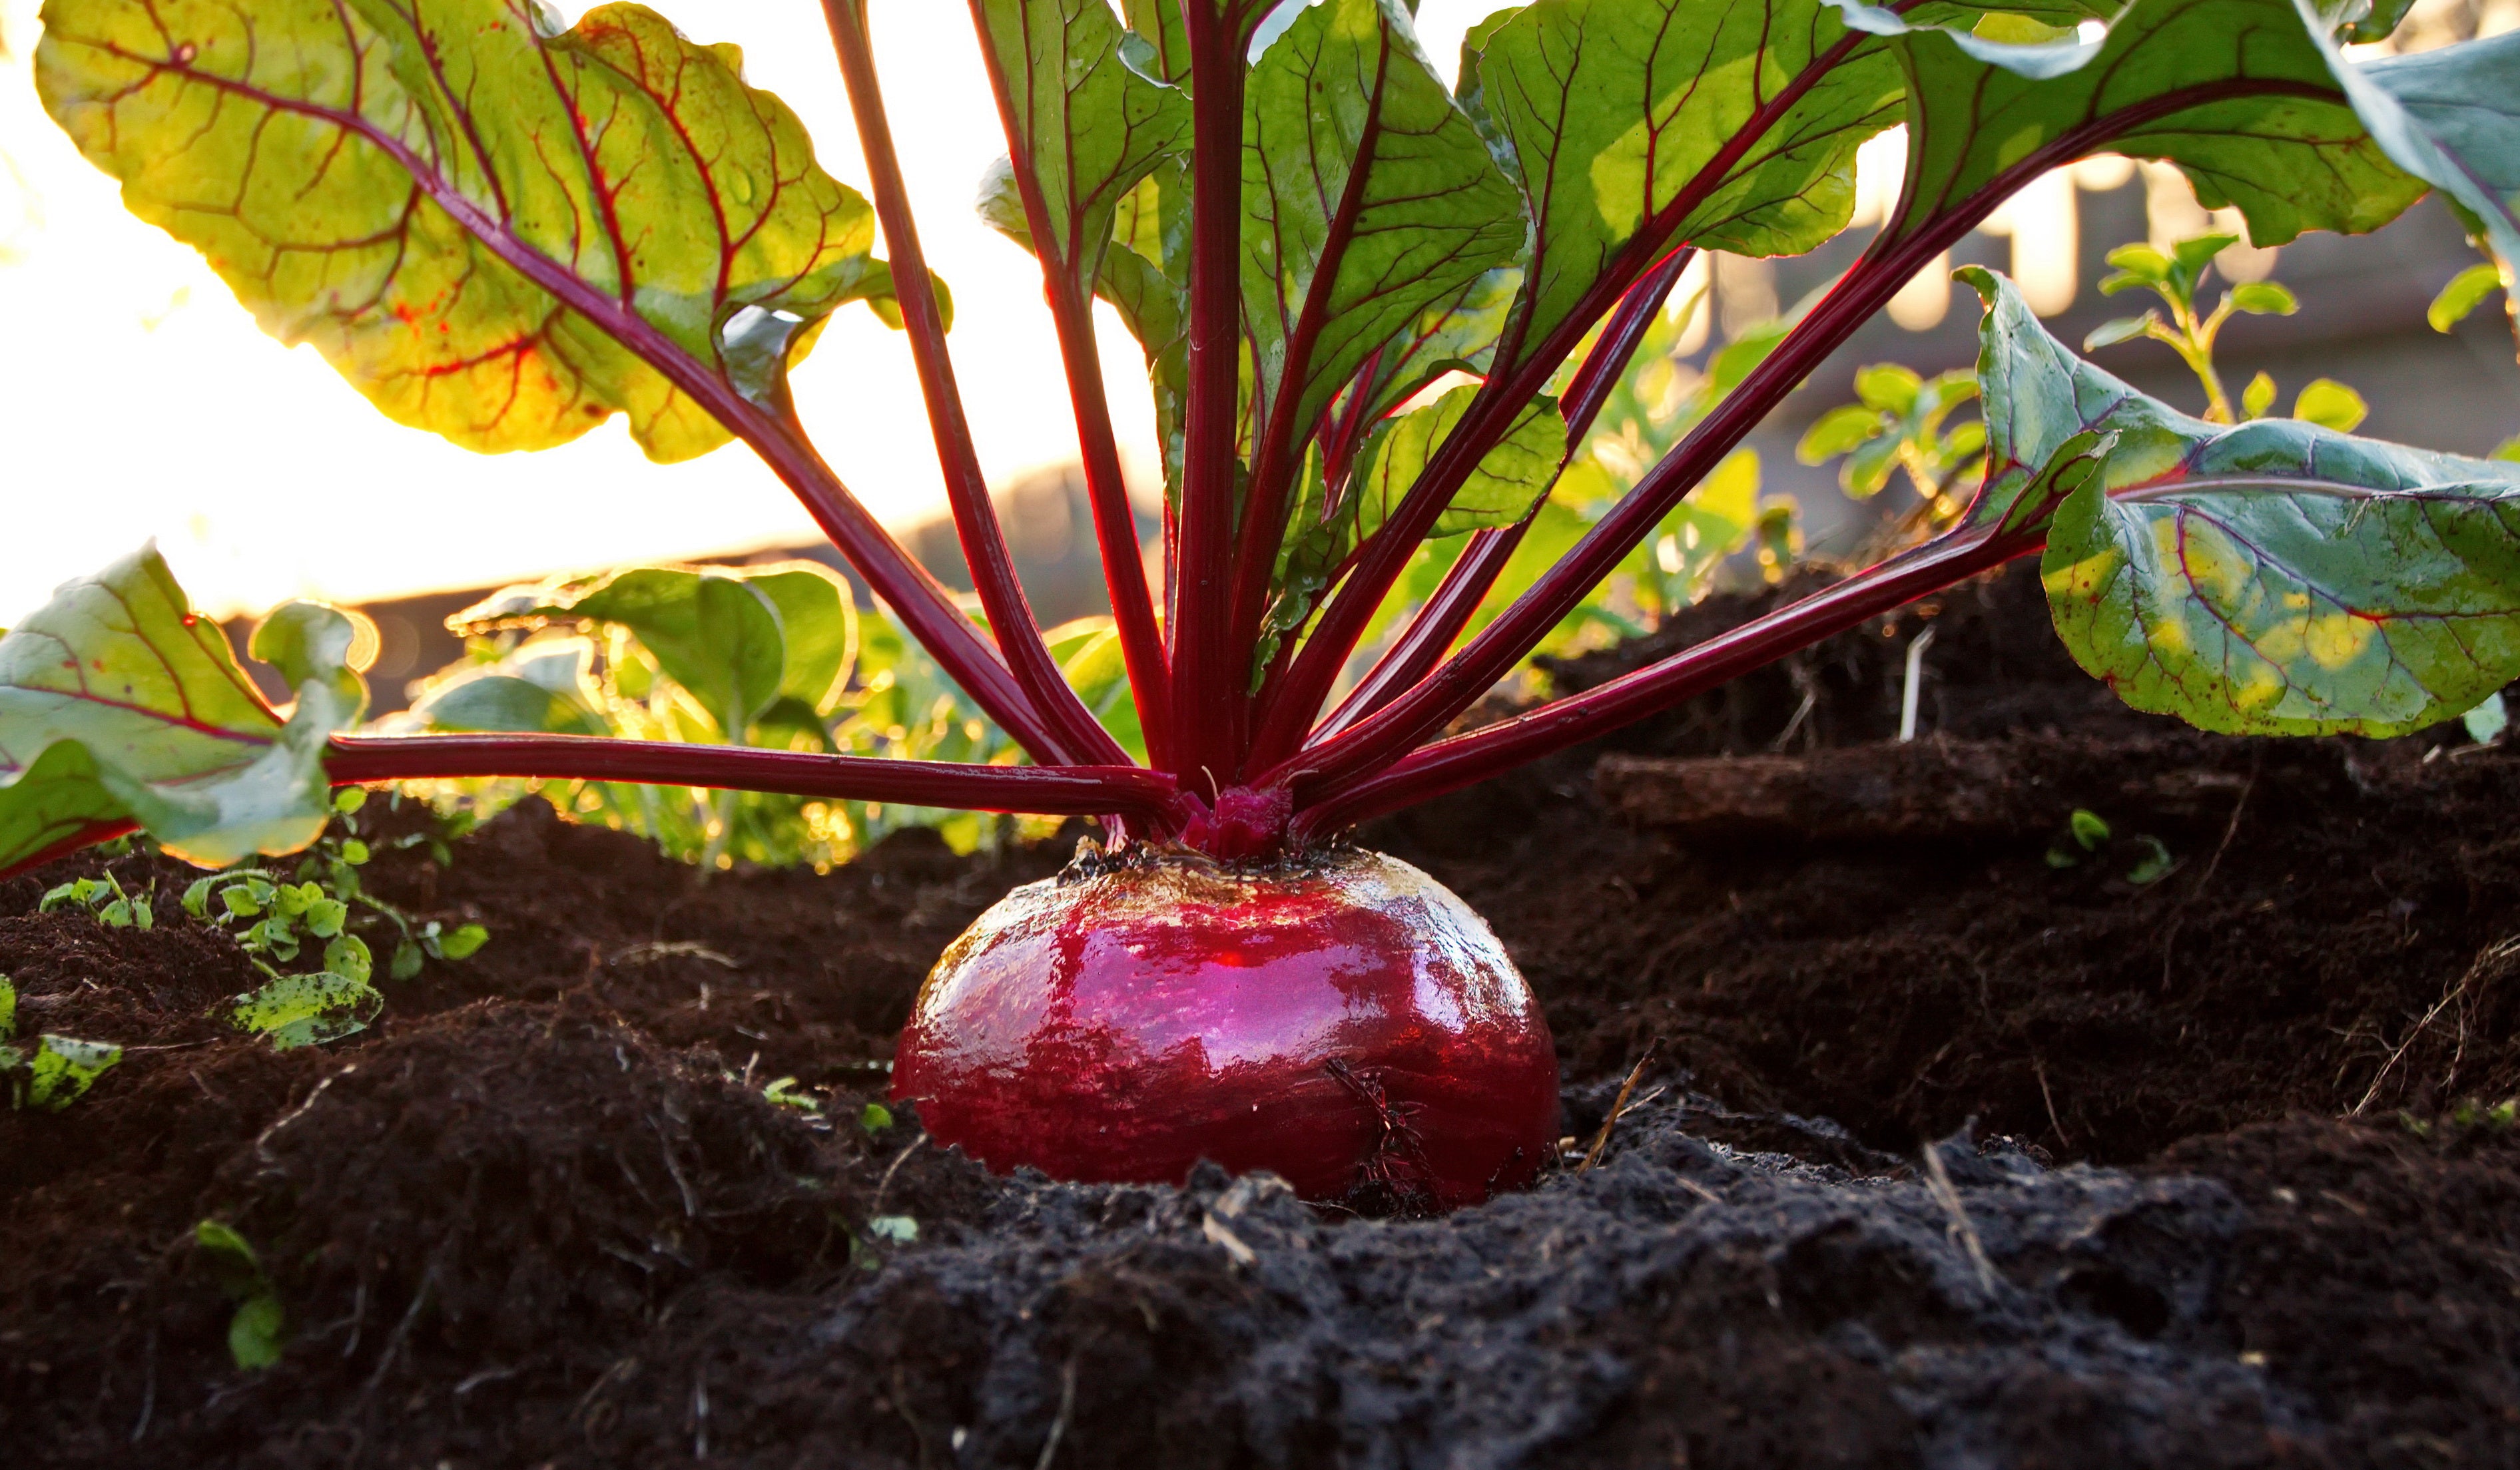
[6,562,2518,1468]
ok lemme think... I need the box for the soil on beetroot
[8,561,2520,1467]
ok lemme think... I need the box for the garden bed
[7,563,2520,1469]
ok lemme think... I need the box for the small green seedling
[859,1101,895,1135]
[2048,808,2114,867]
[194,1220,286,1370]
[0,972,125,1110]
[230,972,385,1051]
[2087,233,2366,432]
[182,795,485,1047]
[762,1076,821,1112]
[2048,809,2175,886]
[40,872,153,931]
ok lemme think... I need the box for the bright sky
[0,0,1501,623]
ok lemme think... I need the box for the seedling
[2046,808,2174,885]
[9,0,2520,1209]
[182,792,485,1047]
[39,872,152,930]
[194,1220,286,1370]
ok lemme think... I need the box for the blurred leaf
[2429,262,2506,332]
[2230,280,2299,316]
[417,672,606,737]
[19,1034,121,1110]
[226,1294,286,1371]
[1855,364,1923,414]
[2293,377,2369,433]
[2084,314,2158,351]
[2463,690,2510,743]
[2242,371,2280,420]
[1797,404,1885,463]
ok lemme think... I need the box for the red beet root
[891,848,1560,1212]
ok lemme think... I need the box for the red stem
[1252,31,1881,763]
[1226,25,1395,670]
[962,0,1175,767]
[820,0,1130,770]
[326,734,1179,818]
[1272,77,2331,804]
[1317,247,1699,739]
[1170,3,1253,781]
[1289,530,2023,836]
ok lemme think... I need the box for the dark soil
[9,561,2520,1467]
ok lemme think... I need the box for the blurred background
[3,0,2516,712]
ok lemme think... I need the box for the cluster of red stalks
[313,4,2286,856]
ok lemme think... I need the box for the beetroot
[891,848,1559,1212]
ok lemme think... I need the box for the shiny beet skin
[891,848,1560,1212]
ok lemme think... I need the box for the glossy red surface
[892,849,1560,1211]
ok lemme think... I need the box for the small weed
[40,871,152,930]
[183,790,487,1049]
[0,971,123,1112]
[761,1076,821,1112]
[2087,232,2365,431]
[2048,808,2176,886]
[194,1220,285,1369]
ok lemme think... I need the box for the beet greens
[7,0,2520,869]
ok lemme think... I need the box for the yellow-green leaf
[232,971,384,1050]
[37,0,891,461]
[0,547,363,875]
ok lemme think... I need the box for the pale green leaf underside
[0,547,360,873]
[2340,26,2520,281]
[1883,0,2421,250]
[37,0,886,462]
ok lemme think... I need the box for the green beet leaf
[1959,268,2520,736]
[1242,0,1526,455]
[36,0,896,461]
[0,547,364,875]
[1863,0,2423,254]
[232,970,386,1050]
[975,0,1189,296]
[2329,27,2520,292]
[1468,0,1904,361]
